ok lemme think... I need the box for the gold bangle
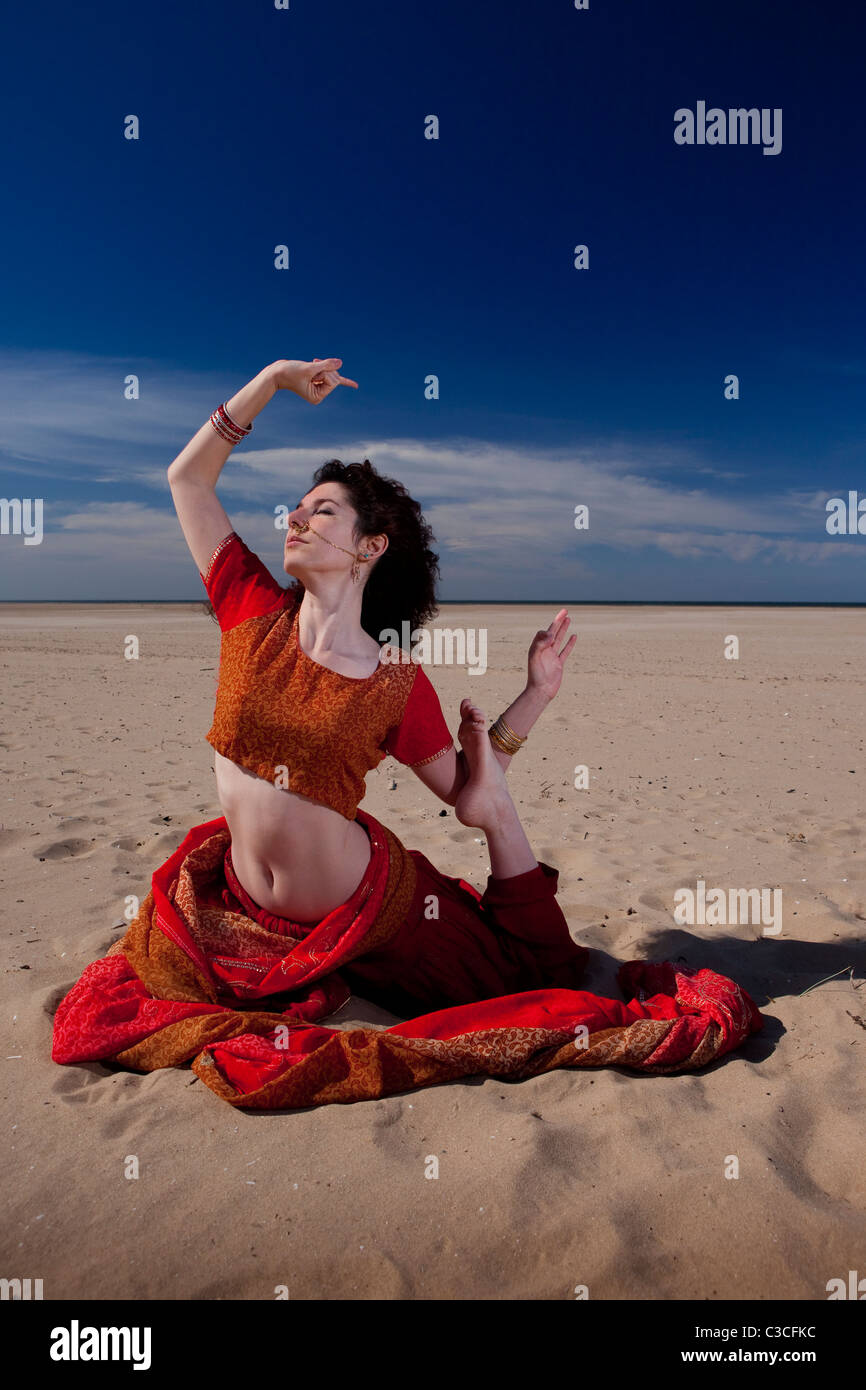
[489,715,526,754]
[489,728,522,751]
[496,716,527,746]
[488,727,517,755]
[488,717,526,755]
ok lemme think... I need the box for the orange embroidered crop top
[200,533,454,820]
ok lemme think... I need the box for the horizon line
[2,599,865,610]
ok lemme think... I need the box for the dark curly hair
[201,459,440,640]
[293,458,441,643]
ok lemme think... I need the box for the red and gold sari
[52,812,763,1109]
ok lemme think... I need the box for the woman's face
[283,481,362,578]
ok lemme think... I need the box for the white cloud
[0,348,860,597]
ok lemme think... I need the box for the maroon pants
[344,851,589,1016]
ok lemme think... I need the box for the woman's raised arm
[167,363,278,575]
[410,613,577,804]
[167,358,358,575]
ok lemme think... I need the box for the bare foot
[454,698,512,829]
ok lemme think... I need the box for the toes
[460,697,486,722]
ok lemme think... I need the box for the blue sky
[1,0,865,601]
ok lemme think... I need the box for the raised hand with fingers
[271,357,359,404]
[526,608,577,702]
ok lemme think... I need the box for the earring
[351,552,371,584]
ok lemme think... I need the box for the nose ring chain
[289,517,371,582]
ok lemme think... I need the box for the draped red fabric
[52,815,763,1110]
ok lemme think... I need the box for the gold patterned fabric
[202,534,454,819]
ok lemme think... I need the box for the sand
[1,601,864,1300]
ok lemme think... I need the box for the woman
[170,355,587,1007]
[51,358,762,1107]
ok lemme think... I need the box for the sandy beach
[2,601,864,1300]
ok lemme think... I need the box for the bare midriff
[213,749,373,923]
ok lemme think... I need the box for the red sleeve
[384,665,454,767]
[200,532,291,632]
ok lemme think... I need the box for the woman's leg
[452,697,538,877]
[344,700,589,1012]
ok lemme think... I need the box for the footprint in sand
[447,828,478,846]
[51,1067,108,1100]
[142,831,184,857]
[110,836,142,852]
[638,890,669,913]
[370,1097,405,1130]
[33,838,95,861]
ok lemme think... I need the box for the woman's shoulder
[376,643,422,680]
[379,655,453,764]
[202,533,296,632]
[376,650,449,711]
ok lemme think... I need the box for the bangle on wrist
[209,401,253,445]
[488,715,527,755]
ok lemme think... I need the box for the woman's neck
[296,580,378,660]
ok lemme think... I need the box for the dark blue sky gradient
[1,0,865,600]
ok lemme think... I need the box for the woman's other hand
[526,609,577,701]
[270,358,359,403]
